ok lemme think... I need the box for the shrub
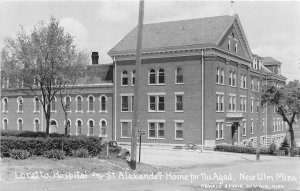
[0,136,103,157]
[43,149,66,160]
[214,144,271,155]
[280,137,290,148]
[10,149,30,160]
[1,130,66,138]
[269,142,277,155]
[72,148,89,158]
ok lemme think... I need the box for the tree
[1,17,88,135]
[261,80,300,157]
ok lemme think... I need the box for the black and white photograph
[0,0,300,190]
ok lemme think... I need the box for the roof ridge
[144,14,234,26]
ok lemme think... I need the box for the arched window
[216,67,220,83]
[34,97,39,112]
[18,119,23,131]
[2,97,8,112]
[76,119,82,135]
[220,68,224,84]
[131,70,135,86]
[232,72,236,86]
[88,96,94,112]
[158,69,165,84]
[34,119,40,132]
[65,96,71,111]
[3,118,8,130]
[88,120,94,136]
[175,67,183,84]
[76,96,82,112]
[240,74,243,88]
[149,69,156,84]
[51,97,56,112]
[121,71,128,86]
[243,75,247,88]
[17,97,23,112]
[100,95,106,112]
[50,120,57,133]
[100,119,107,136]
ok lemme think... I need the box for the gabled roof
[76,64,113,85]
[263,57,282,66]
[108,15,237,55]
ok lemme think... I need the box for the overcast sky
[0,1,299,81]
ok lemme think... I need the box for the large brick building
[1,14,287,147]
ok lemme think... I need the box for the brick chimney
[91,52,99,65]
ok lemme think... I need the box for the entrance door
[231,122,239,145]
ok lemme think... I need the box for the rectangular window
[121,121,132,138]
[175,122,183,140]
[216,122,224,140]
[121,96,129,111]
[251,99,254,113]
[235,42,237,53]
[131,96,134,111]
[148,121,165,139]
[251,120,254,134]
[262,119,265,132]
[242,121,246,136]
[148,94,165,112]
[158,96,164,111]
[251,78,253,90]
[229,72,232,86]
[149,96,156,111]
[216,94,224,112]
[176,95,183,111]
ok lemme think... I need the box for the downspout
[113,56,117,141]
[201,49,204,150]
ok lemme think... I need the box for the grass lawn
[0,156,170,182]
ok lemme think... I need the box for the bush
[43,149,66,160]
[280,137,290,148]
[10,149,30,160]
[1,130,66,138]
[0,136,103,157]
[72,148,89,158]
[214,144,271,155]
[269,142,277,154]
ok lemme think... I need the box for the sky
[0,0,299,81]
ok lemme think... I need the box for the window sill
[242,135,246,137]
[87,110,95,113]
[2,111,8,114]
[121,110,132,113]
[175,83,184,85]
[147,138,165,140]
[75,110,83,113]
[121,84,129,87]
[66,111,72,113]
[216,83,225,86]
[99,110,108,113]
[216,111,224,113]
[174,138,183,141]
[148,83,165,86]
[148,111,165,113]
[99,135,107,138]
[17,111,23,114]
[228,85,237,88]
[51,110,57,113]
[216,138,224,140]
[240,87,248,90]
[33,111,40,114]
[120,137,131,139]
[175,110,184,113]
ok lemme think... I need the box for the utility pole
[130,0,144,170]
[256,64,263,161]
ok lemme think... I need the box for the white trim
[147,92,166,96]
[2,97,8,113]
[75,118,83,136]
[147,121,165,139]
[174,92,184,95]
[17,96,23,113]
[33,97,40,113]
[75,95,83,113]
[175,67,184,84]
[87,95,95,113]
[120,119,132,123]
[121,70,129,86]
[148,68,156,85]
[216,92,224,95]
[174,121,184,140]
[174,119,184,123]
[120,93,134,96]
[99,119,108,137]
[216,119,225,122]
[99,95,108,113]
[51,96,57,113]
[87,119,95,136]
[17,118,23,131]
[2,118,8,130]
[229,93,236,96]
[33,118,40,132]
[121,95,130,112]
[147,119,166,123]
[120,120,132,138]
[157,68,165,85]
[250,119,254,134]
[175,94,184,112]
[64,95,72,113]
